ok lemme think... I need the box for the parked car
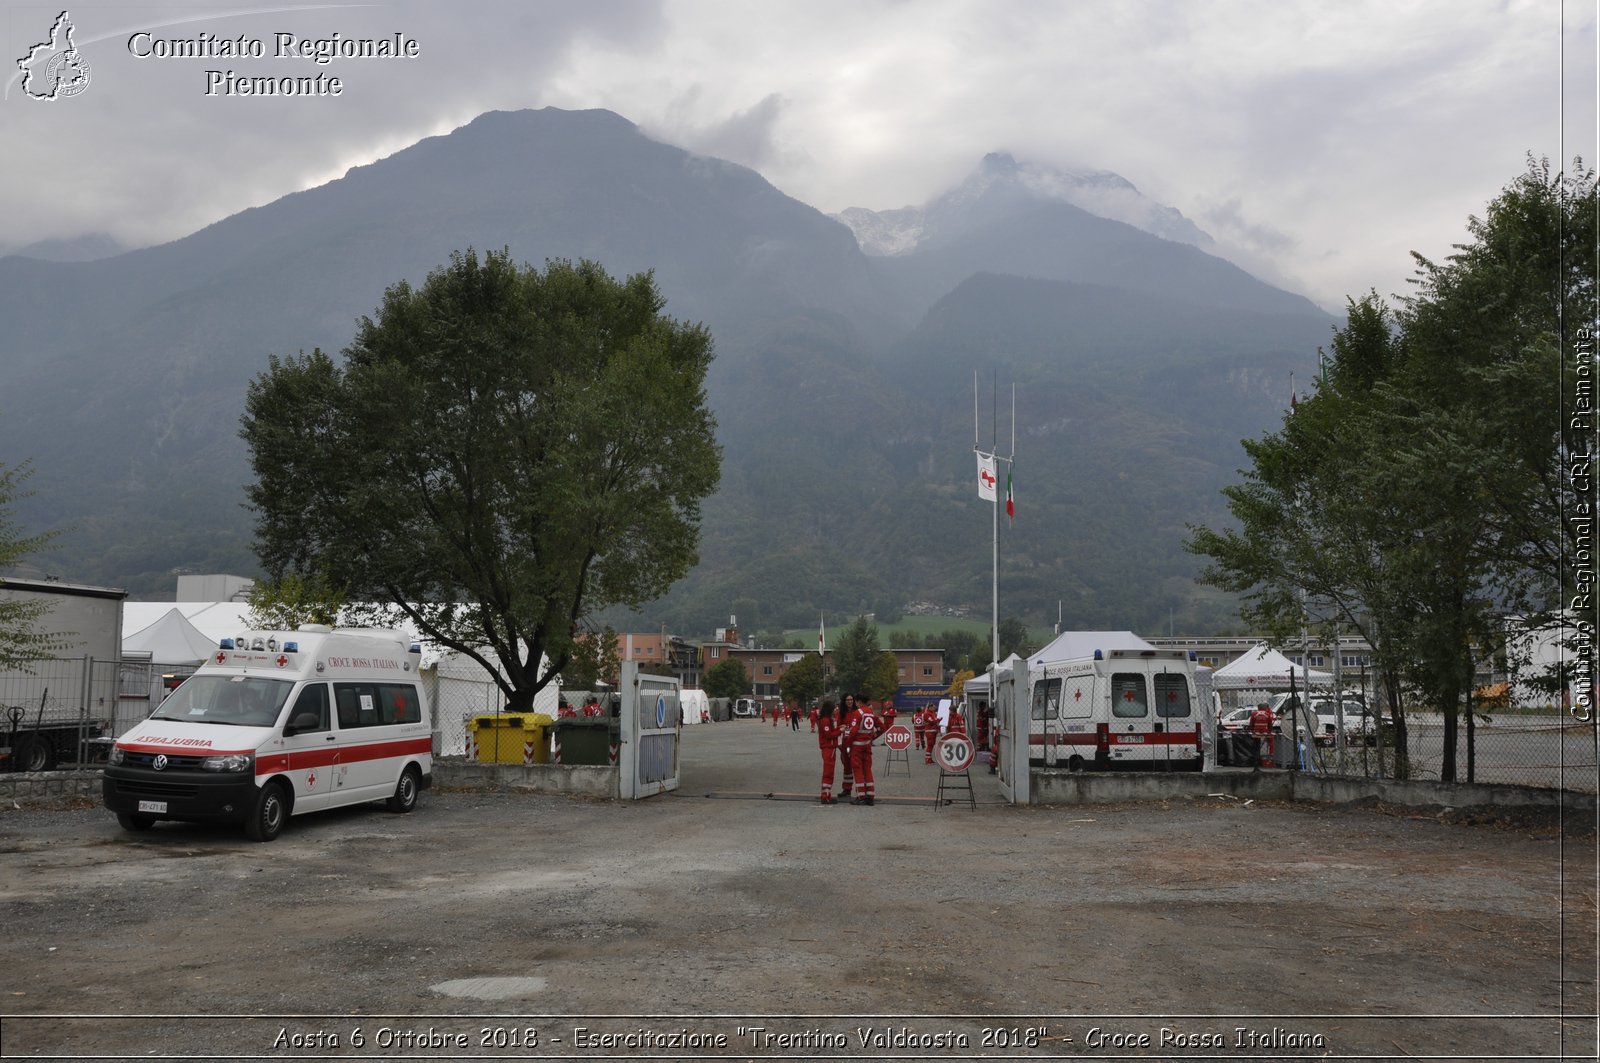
[731,697,761,718]
[1308,696,1376,746]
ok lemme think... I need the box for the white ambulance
[1021,631,1203,772]
[102,626,433,841]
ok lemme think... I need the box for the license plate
[1116,735,1143,744]
[138,800,167,813]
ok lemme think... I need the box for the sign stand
[880,723,914,776]
[933,733,978,811]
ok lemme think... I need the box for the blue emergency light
[283,641,299,653]
[219,638,235,649]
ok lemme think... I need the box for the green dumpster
[553,717,618,765]
[469,713,553,764]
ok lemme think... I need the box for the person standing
[845,694,883,805]
[815,699,841,804]
[913,705,929,754]
[836,693,859,799]
[790,699,801,731]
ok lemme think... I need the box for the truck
[0,578,125,772]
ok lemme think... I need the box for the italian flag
[1005,467,1015,522]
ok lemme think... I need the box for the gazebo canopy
[1211,643,1334,690]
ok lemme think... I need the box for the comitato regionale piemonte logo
[17,10,91,100]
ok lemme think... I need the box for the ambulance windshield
[151,675,295,727]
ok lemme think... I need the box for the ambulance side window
[378,683,419,724]
[1111,674,1148,717]
[289,684,330,733]
[334,684,375,729]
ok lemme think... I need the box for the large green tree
[1189,158,1597,781]
[0,457,65,668]
[778,652,825,705]
[863,651,900,702]
[829,615,880,697]
[241,251,721,710]
[703,658,750,700]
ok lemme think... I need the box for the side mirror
[284,712,320,735]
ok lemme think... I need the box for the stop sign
[881,723,913,751]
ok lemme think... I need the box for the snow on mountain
[835,152,1215,256]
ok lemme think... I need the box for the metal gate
[992,659,1029,805]
[617,661,681,799]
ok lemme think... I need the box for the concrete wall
[1029,768,1597,818]
[0,758,619,803]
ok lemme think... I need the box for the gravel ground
[0,719,1595,1061]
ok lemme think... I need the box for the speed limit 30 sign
[935,732,976,772]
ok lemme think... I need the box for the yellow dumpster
[468,713,554,764]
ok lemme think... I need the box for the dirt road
[0,719,1595,1060]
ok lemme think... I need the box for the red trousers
[838,743,853,790]
[849,742,875,799]
[820,744,836,794]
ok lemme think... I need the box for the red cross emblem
[307,770,317,788]
[979,467,996,490]
[276,654,288,667]
[1123,689,1135,702]
[1167,690,1178,702]
[215,651,227,664]
[1073,688,1083,701]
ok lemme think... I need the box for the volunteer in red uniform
[1249,702,1274,734]
[845,694,883,805]
[880,699,896,732]
[815,699,841,803]
[912,706,928,753]
[924,703,940,764]
[808,704,818,733]
[945,704,967,736]
[836,693,859,798]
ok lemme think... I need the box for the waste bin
[552,717,619,765]
[469,713,553,764]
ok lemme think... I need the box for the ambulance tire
[116,812,155,831]
[1066,755,1086,773]
[387,765,421,813]
[245,782,289,842]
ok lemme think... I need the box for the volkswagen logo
[152,754,168,771]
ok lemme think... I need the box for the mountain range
[0,107,1336,636]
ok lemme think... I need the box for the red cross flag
[976,454,998,501]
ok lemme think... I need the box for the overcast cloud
[1,0,1594,312]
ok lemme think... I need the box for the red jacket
[817,715,841,749]
[845,706,883,747]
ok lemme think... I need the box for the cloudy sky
[1,0,1594,312]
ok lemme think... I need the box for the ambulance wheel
[386,766,420,813]
[1066,755,1086,773]
[245,782,288,842]
[116,812,155,832]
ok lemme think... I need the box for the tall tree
[0,458,64,668]
[829,615,880,697]
[1189,158,1597,781]
[242,251,721,710]
[243,569,347,631]
[863,651,900,702]
[778,652,825,706]
[703,658,750,700]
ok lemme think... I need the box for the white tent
[122,607,217,664]
[1027,630,1158,668]
[679,689,709,725]
[1211,644,1334,690]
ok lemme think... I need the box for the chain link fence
[1300,709,1598,792]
